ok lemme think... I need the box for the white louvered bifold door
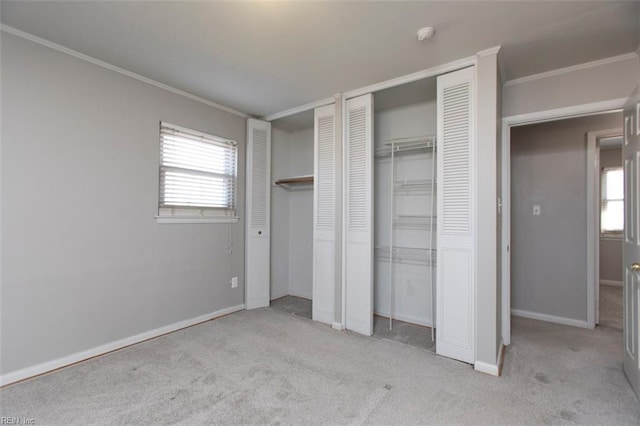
[436,67,476,363]
[245,119,271,309]
[345,94,374,336]
[313,104,338,324]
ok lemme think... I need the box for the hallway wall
[510,112,622,324]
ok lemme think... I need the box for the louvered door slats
[345,94,374,336]
[245,119,271,310]
[436,67,475,364]
[251,128,268,227]
[313,104,337,325]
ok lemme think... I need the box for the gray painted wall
[599,147,623,283]
[373,98,437,326]
[270,125,313,300]
[287,128,313,299]
[270,128,291,300]
[511,113,622,322]
[503,55,639,117]
[1,34,246,375]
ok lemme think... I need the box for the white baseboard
[474,338,504,377]
[331,322,345,331]
[475,360,499,376]
[511,308,589,329]
[0,304,245,387]
[600,279,623,287]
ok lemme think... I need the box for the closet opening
[371,77,438,352]
[269,110,315,319]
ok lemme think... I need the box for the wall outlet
[230,276,238,288]
[532,205,541,216]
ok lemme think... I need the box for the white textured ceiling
[1,1,638,117]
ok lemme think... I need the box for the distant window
[601,167,623,235]
[158,122,237,220]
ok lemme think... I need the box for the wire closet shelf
[382,135,437,341]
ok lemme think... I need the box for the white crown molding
[1,24,251,119]
[504,52,639,87]
[261,96,336,122]
[0,304,246,387]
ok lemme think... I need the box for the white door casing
[313,103,337,324]
[344,93,374,336]
[245,118,271,309]
[436,67,476,364]
[623,100,640,399]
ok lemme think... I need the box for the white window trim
[600,166,624,236]
[156,216,239,224]
[157,122,238,224]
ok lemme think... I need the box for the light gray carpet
[1,309,639,424]
[272,296,435,352]
[600,284,623,330]
[270,295,312,319]
[373,315,435,352]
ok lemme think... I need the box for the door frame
[501,98,626,345]
[587,129,623,328]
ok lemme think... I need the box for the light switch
[533,205,541,216]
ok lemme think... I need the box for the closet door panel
[345,94,374,336]
[436,67,475,363]
[245,118,271,309]
[313,104,337,324]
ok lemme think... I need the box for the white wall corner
[497,56,506,86]
[0,304,245,387]
[331,322,345,331]
[476,46,504,84]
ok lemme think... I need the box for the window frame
[156,122,239,224]
[600,166,623,238]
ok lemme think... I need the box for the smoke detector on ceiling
[417,27,435,42]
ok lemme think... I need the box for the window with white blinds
[158,122,237,218]
[601,166,624,234]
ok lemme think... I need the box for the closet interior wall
[373,77,438,328]
[270,112,315,301]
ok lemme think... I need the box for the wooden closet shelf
[274,175,314,188]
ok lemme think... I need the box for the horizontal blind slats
[159,122,237,216]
